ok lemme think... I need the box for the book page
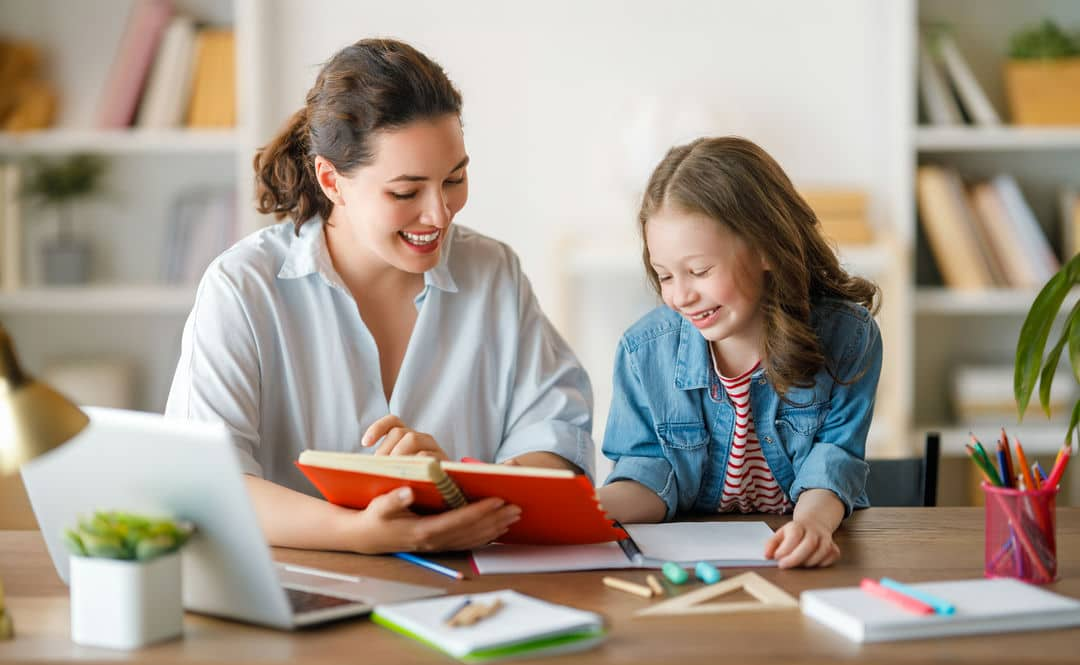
[624,522,776,565]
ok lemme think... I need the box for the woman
[166,39,593,554]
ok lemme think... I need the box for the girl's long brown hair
[253,38,463,232]
[639,136,880,397]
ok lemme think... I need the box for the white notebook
[372,590,604,662]
[472,522,777,575]
[801,578,1080,643]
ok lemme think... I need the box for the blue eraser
[695,561,722,584]
[661,561,689,585]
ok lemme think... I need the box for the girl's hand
[361,414,449,460]
[352,487,522,553]
[763,516,841,568]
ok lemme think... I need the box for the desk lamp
[0,323,89,640]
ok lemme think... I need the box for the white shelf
[0,286,196,313]
[927,425,1069,456]
[915,126,1080,152]
[0,129,239,155]
[914,288,1077,315]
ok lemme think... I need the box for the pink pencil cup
[982,481,1058,584]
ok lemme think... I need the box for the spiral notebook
[800,578,1080,643]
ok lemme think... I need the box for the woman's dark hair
[254,38,463,231]
[638,136,880,397]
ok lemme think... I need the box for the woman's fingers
[362,414,406,447]
[374,427,408,455]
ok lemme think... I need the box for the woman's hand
[763,488,845,568]
[361,414,449,460]
[351,487,522,553]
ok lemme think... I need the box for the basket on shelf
[1003,20,1080,126]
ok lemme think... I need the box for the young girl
[596,136,882,569]
[166,39,594,554]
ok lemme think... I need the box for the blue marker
[694,561,722,585]
[878,577,955,615]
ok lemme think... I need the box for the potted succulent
[21,153,108,285]
[1015,252,1080,447]
[1003,20,1080,125]
[63,511,192,649]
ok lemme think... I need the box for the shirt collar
[277,218,458,294]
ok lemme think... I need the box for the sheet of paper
[624,521,776,565]
[471,541,632,575]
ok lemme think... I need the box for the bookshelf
[0,0,261,413]
[912,0,1080,502]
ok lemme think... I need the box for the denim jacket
[602,298,882,520]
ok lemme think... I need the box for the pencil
[1000,429,1016,486]
[393,552,465,580]
[602,576,654,598]
[965,444,1000,486]
[1013,436,1035,493]
[1045,445,1072,489]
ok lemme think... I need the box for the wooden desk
[2,508,1078,664]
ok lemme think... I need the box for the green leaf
[1070,300,1080,385]
[1039,300,1080,417]
[1069,400,1080,451]
[134,534,178,561]
[1016,266,1075,419]
[62,529,87,557]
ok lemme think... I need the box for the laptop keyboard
[285,587,357,614]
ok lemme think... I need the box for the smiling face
[317,113,469,276]
[645,204,769,358]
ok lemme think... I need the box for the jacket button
[758,378,766,385]
[765,436,773,443]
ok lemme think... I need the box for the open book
[295,451,626,546]
[471,522,778,574]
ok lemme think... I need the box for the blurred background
[1,0,1078,525]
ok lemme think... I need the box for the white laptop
[21,407,446,629]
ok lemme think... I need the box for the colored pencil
[995,444,1012,488]
[1013,436,1035,494]
[1000,428,1016,485]
[393,552,465,580]
[878,577,956,615]
[860,578,934,615]
[1045,446,1072,490]
[965,444,1000,486]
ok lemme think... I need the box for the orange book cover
[295,454,627,546]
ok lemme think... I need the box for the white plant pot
[69,552,183,649]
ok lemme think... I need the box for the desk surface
[1,508,1078,664]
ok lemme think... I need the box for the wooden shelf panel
[0,286,196,313]
[0,129,239,155]
[916,126,1080,152]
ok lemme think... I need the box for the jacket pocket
[655,421,709,511]
[656,422,710,450]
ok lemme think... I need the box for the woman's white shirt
[165,219,594,494]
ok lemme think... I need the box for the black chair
[865,432,941,507]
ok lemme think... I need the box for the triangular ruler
[635,571,797,617]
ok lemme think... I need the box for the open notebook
[295,451,626,545]
[800,578,1080,643]
[372,590,605,663]
[471,522,777,574]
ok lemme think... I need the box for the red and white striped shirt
[710,352,791,514]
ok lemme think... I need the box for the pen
[859,578,934,615]
[878,577,955,615]
[393,552,465,580]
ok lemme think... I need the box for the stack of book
[97,0,235,130]
[916,165,1059,290]
[0,40,57,131]
[918,29,1001,127]
[800,189,873,245]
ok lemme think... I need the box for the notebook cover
[800,578,1080,643]
[443,467,626,545]
[295,462,452,514]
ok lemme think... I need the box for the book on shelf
[135,14,197,129]
[800,189,873,245]
[295,451,627,546]
[917,34,962,126]
[969,183,1041,288]
[1061,186,1080,261]
[915,166,993,290]
[992,174,1060,282]
[372,590,605,663]
[97,0,174,129]
[0,162,21,291]
[185,28,235,128]
[952,365,1074,424]
[0,40,57,132]
[934,31,1001,126]
[160,187,237,284]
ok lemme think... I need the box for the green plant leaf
[1068,399,1080,451]
[1039,300,1080,417]
[1070,298,1080,385]
[62,529,87,557]
[1016,262,1076,419]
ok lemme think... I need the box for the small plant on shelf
[1015,253,1080,447]
[21,153,108,285]
[1004,20,1080,126]
[1008,20,1080,60]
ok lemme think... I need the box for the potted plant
[1003,20,1080,125]
[63,511,192,649]
[21,153,107,285]
[1015,252,1080,447]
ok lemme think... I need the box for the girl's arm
[596,480,667,523]
[245,476,522,553]
[763,488,844,568]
